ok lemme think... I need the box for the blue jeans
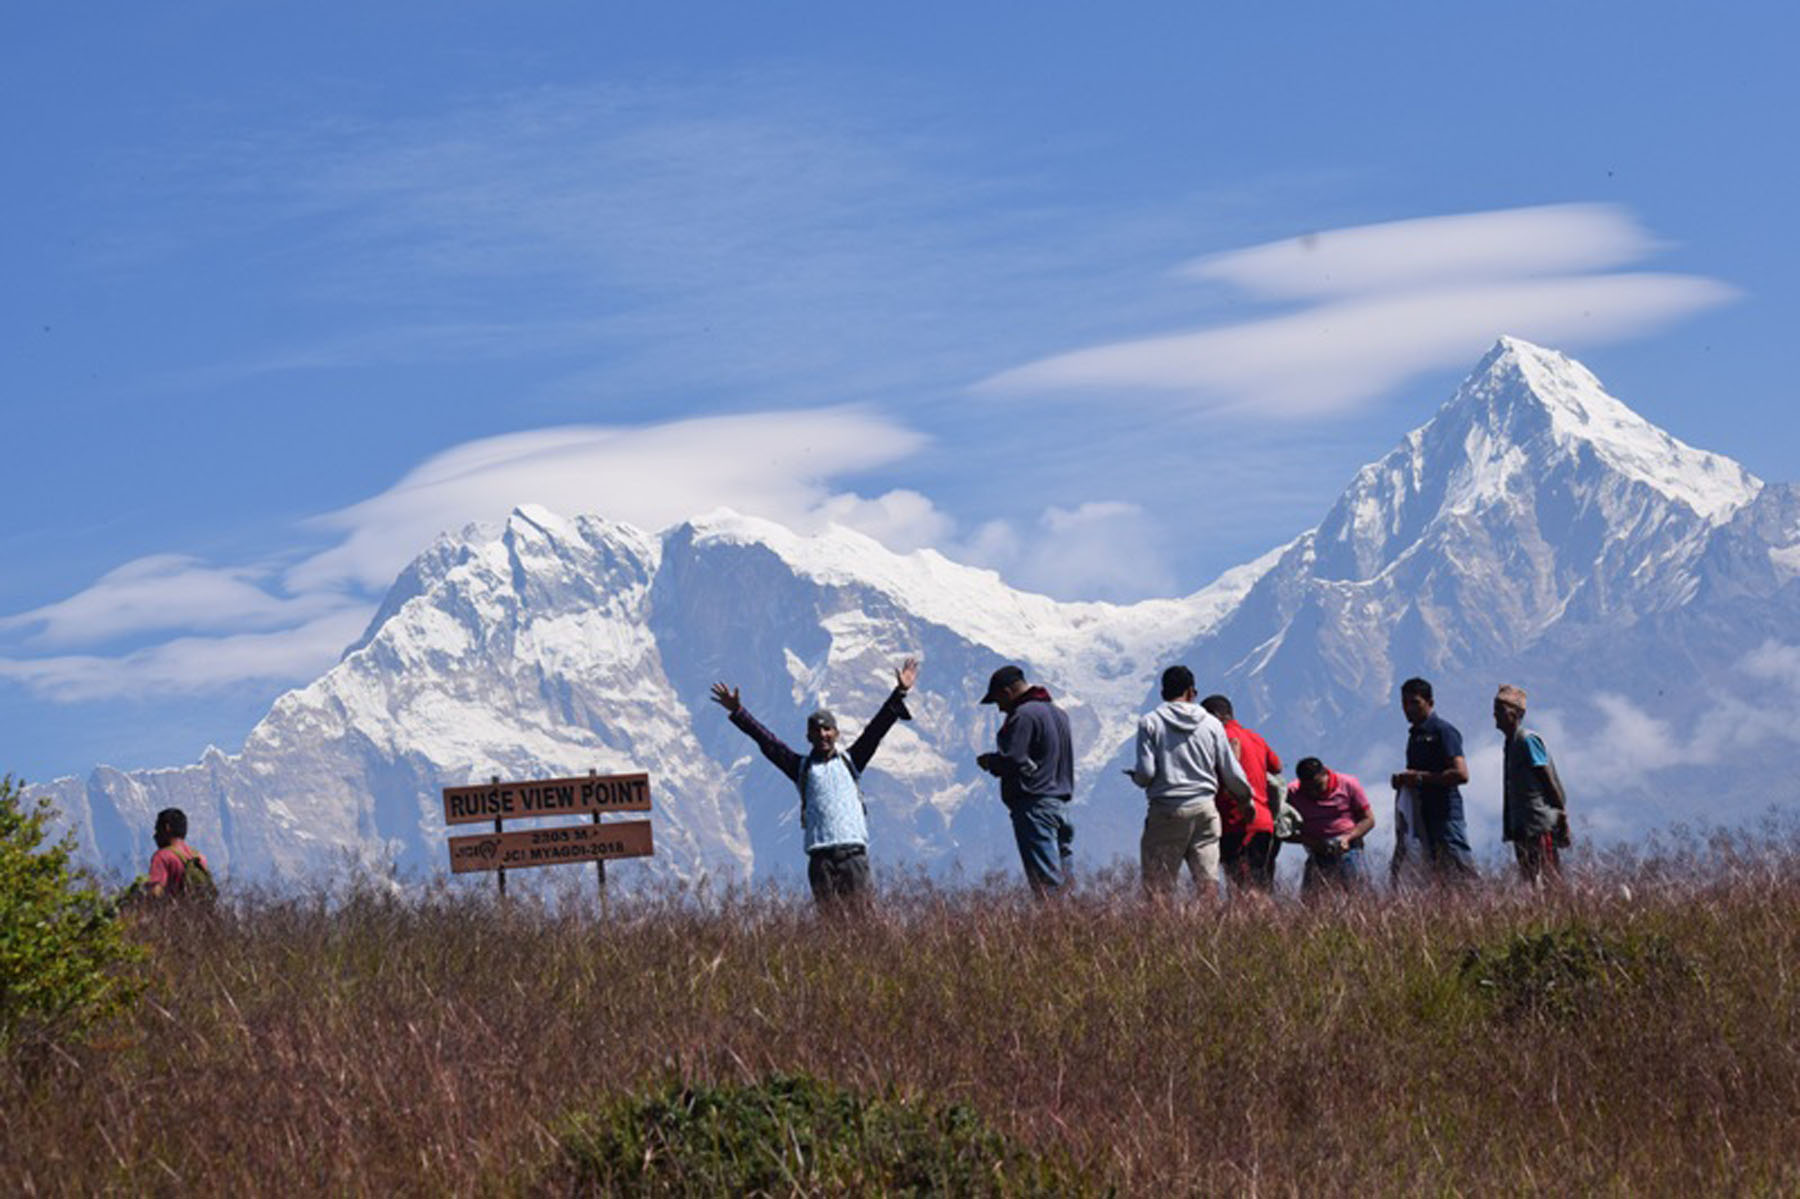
[1007,796,1074,894]
[1302,845,1367,897]
[1418,791,1478,879]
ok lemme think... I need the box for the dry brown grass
[7,843,1800,1196]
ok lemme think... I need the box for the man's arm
[982,705,1038,781]
[146,850,171,898]
[1527,735,1565,810]
[711,682,802,782]
[1217,728,1255,822]
[1336,780,1376,852]
[846,658,919,774]
[1437,720,1470,786]
[1127,716,1157,789]
[1392,756,1470,790]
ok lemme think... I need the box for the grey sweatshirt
[1129,700,1254,809]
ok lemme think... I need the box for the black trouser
[807,845,871,906]
[1221,830,1280,892]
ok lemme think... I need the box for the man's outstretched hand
[709,682,741,713]
[895,656,919,692]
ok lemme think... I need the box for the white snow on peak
[1477,336,1760,522]
[681,510,1272,697]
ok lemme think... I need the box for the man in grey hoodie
[1127,665,1255,898]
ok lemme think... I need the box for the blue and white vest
[797,752,869,853]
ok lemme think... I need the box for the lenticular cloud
[977,203,1736,417]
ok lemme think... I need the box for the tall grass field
[6,840,1800,1195]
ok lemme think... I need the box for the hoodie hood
[1150,699,1205,733]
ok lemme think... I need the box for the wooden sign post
[443,771,654,898]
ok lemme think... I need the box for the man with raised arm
[1391,676,1477,881]
[711,657,918,907]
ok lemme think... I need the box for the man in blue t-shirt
[1390,676,1477,881]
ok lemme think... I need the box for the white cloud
[0,554,355,648]
[0,608,373,703]
[1739,639,1800,692]
[2,408,937,699]
[979,204,1736,417]
[810,489,955,553]
[1181,204,1660,300]
[961,501,1175,602]
[289,408,930,592]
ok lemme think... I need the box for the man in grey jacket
[1127,665,1254,898]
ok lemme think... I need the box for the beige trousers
[1140,799,1222,896]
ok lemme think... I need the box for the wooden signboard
[447,818,654,875]
[442,772,651,825]
[443,769,655,897]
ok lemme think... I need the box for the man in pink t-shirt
[1285,758,1375,897]
[147,807,209,899]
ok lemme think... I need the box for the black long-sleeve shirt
[728,686,913,784]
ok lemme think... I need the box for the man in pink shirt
[1285,758,1375,897]
[146,807,211,900]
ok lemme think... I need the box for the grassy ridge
[6,854,1800,1195]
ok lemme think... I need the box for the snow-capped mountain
[37,338,1800,885]
[1181,337,1764,734]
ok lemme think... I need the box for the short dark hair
[1400,677,1434,704]
[1295,757,1327,782]
[154,807,187,848]
[1200,694,1233,721]
[1160,665,1195,701]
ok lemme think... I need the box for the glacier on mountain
[35,338,1800,889]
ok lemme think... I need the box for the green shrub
[1458,923,1699,1024]
[553,1073,1099,1196]
[0,775,143,1055]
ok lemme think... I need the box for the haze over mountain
[37,339,1800,888]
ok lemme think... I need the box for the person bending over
[1287,758,1375,899]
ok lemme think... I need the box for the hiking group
[144,660,1566,908]
[713,659,1568,907]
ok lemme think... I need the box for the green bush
[1458,923,1699,1023]
[553,1073,1099,1196]
[0,775,143,1055]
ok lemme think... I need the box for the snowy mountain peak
[1460,336,1759,522]
[1308,338,1760,586]
[674,508,1227,678]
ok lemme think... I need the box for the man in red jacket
[1202,695,1283,894]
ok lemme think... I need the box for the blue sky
[4,2,1796,782]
